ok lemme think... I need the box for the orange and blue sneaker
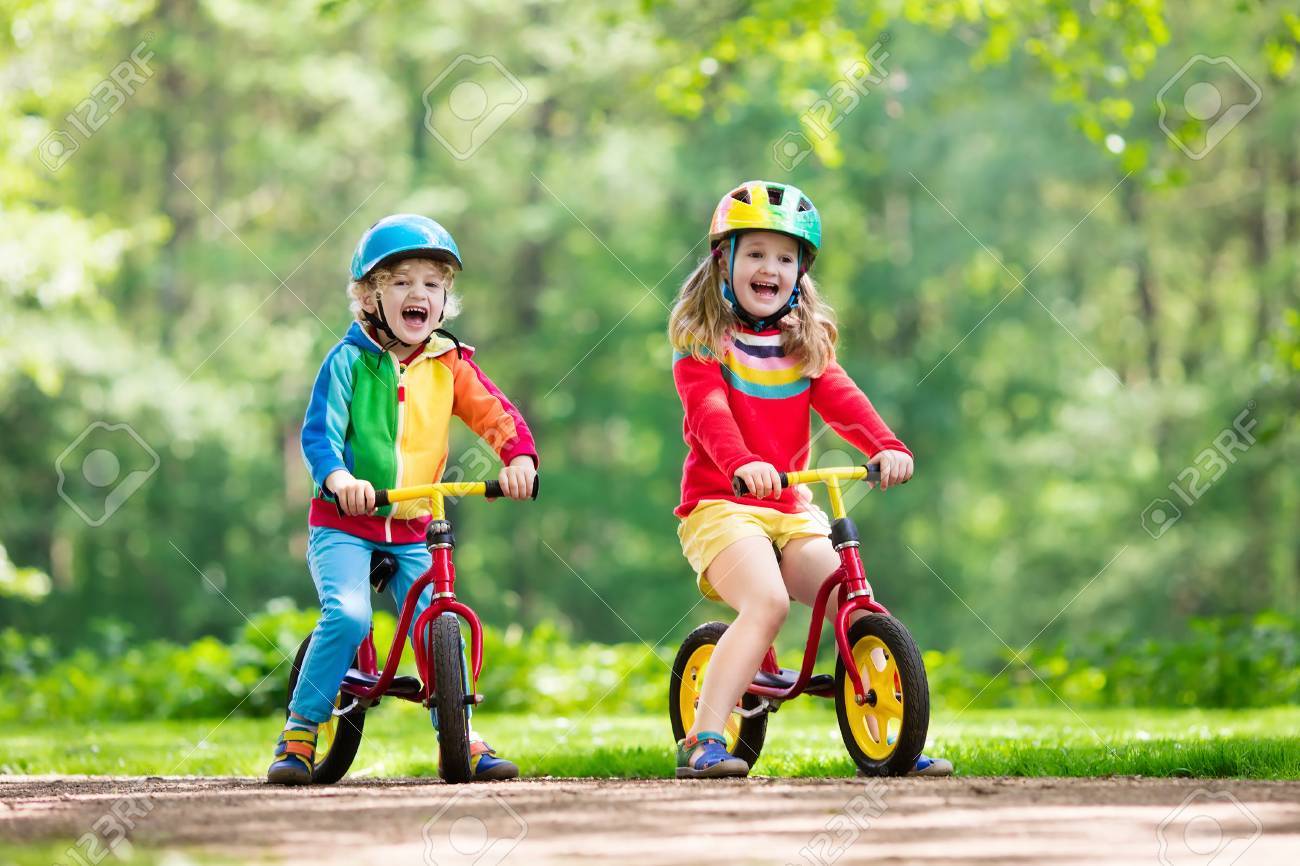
[469,740,519,781]
[266,728,316,785]
[676,731,749,779]
[439,739,520,781]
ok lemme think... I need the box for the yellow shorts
[677,498,830,601]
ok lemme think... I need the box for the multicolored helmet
[350,214,462,281]
[709,181,822,330]
[709,180,822,267]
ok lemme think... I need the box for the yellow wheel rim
[843,635,904,760]
[315,697,341,765]
[678,644,741,750]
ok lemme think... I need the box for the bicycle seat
[369,551,399,593]
[752,667,834,692]
[341,667,422,697]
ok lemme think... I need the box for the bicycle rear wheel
[286,633,366,785]
[668,621,768,768]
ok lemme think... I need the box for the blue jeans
[290,526,466,725]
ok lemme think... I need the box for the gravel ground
[2,775,1298,865]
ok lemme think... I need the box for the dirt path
[1,776,1297,865]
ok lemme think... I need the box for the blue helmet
[350,214,462,281]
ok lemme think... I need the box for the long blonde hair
[668,244,838,377]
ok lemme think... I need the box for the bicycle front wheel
[834,614,929,776]
[430,613,472,783]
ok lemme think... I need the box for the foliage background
[2,0,1298,716]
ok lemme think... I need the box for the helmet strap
[433,326,465,360]
[364,289,432,354]
[363,289,397,346]
[718,233,801,332]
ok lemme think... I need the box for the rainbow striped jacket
[301,322,538,543]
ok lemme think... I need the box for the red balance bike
[669,465,930,776]
[285,476,538,784]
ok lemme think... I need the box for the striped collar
[719,327,808,399]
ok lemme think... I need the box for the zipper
[386,352,403,543]
[385,350,429,543]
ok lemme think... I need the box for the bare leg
[780,535,865,627]
[782,535,888,743]
[687,536,789,742]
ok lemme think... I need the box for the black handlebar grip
[862,462,909,485]
[374,489,390,508]
[731,472,791,497]
[486,475,541,500]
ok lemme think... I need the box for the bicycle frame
[341,481,505,707]
[740,466,891,705]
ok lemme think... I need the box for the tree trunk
[155,0,192,348]
[1122,184,1158,382]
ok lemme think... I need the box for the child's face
[362,258,450,346]
[729,231,800,322]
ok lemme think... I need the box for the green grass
[0,842,241,866]
[3,705,1298,779]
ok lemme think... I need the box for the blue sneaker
[266,729,316,785]
[469,740,519,781]
[676,731,749,779]
[908,754,954,776]
[855,753,955,777]
[904,754,956,769]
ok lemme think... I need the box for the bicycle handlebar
[731,464,884,497]
[375,474,541,507]
[323,475,540,516]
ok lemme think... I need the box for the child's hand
[734,460,782,499]
[325,469,377,515]
[870,450,913,491]
[498,456,537,500]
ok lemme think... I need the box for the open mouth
[749,280,780,300]
[401,304,429,327]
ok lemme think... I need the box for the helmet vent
[798,197,813,212]
[766,186,784,206]
[730,187,751,204]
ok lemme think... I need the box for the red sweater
[672,327,910,517]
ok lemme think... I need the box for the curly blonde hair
[667,246,838,377]
[346,258,461,324]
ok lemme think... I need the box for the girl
[667,180,951,778]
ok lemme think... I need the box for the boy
[269,214,538,784]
